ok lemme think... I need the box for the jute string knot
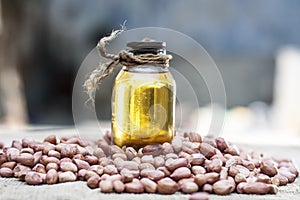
[84,29,172,103]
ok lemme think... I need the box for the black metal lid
[126,41,166,54]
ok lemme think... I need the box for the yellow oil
[112,69,175,148]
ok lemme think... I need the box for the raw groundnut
[46,169,58,184]
[260,161,278,177]
[192,166,206,175]
[0,132,298,197]
[172,136,183,153]
[139,163,155,171]
[140,178,157,193]
[0,167,14,177]
[203,184,213,193]
[25,171,43,185]
[181,181,199,194]
[142,144,163,156]
[166,158,188,171]
[234,173,246,183]
[184,132,202,143]
[154,156,165,168]
[157,177,179,194]
[242,182,271,195]
[194,174,207,187]
[58,171,77,182]
[87,176,100,189]
[205,172,220,184]
[125,179,144,193]
[74,159,90,170]
[17,153,35,167]
[170,167,191,181]
[99,180,113,193]
[273,174,289,186]
[113,180,125,193]
[1,161,16,169]
[207,158,222,173]
[140,169,164,181]
[199,143,216,159]
[256,174,271,184]
[189,192,210,200]
[215,137,228,151]
[213,179,235,195]
[60,162,78,173]
[125,147,137,160]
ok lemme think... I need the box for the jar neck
[124,49,169,73]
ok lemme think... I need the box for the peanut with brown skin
[157,177,179,194]
[181,181,199,194]
[203,184,213,193]
[190,153,206,166]
[13,164,31,180]
[46,169,58,184]
[25,171,43,185]
[140,178,157,193]
[273,174,288,186]
[46,162,59,171]
[189,192,210,200]
[0,167,14,177]
[125,179,144,193]
[199,143,216,159]
[205,172,220,184]
[140,169,165,181]
[59,171,77,182]
[162,142,174,154]
[1,161,16,169]
[113,180,125,193]
[74,159,90,170]
[139,163,155,171]
[11,140,22,150]
[166,158,188,171]
[234,173,246,183]
[260,161,278,177]
[206,158,222,173]
[192,165,206,175]
[125,147,137,160]
[184,132,202,143]
[20,148,34,154]
[60,162,78,173]
[194,174,207,187]
[17,153,35,167]
[44,135,57,145]
[170,167,191,181]
[256,173,271,184]
[33,164,46,174]
[142,144,163,156]
[7,148,19,162]
[99,180,113,193]
[103,165,118,175]
[213,179,235,195]
[87,176,100,189]
[154,156,165,168]
[242,182,271,195]
[215,137,228,152]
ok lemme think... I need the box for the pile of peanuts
[0,132,298,200]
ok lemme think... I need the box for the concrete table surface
[0,126,299,200]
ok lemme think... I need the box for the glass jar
[111,41,176,148]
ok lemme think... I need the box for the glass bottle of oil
[111,41,176,148]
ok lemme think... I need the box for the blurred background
[1,0,300,142]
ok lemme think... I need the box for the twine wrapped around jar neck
[84,29,172,103]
